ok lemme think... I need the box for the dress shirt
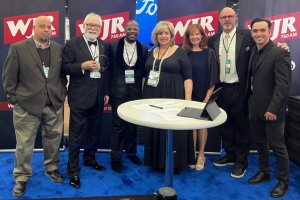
[123,39,137,67]
[219,27,239,83]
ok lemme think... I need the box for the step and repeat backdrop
[0,0,299,152]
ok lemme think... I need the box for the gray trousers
[13,103,63,182]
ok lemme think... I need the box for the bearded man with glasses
[62,12,110,189]
[108,20,148,173]
[207,7,289,179]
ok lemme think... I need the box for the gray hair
[83,12,102,26]
[151,21,175,47]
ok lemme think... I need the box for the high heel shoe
[195,157,206,171]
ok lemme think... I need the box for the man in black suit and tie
[62,12,109,189]
[109,20,148,173]
[246,18,291,198]
[208,7,289,179]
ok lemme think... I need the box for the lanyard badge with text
[223,32,236,74]
[147,47,170,87]
[90,55,109,79]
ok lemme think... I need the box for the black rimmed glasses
[219,15,235,20]
[85,23,101,29]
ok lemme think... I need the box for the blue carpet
[0,145,299,199]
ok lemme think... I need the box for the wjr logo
[136,0,157,16]
[245,11,300,42]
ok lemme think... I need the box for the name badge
[90,69,101,78]
[125,70,134,84]
[147,70,159,87]
[43,67,49,78]
[251,76,253,91]
[225,59,231,74]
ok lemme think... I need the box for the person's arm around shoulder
[2,44,19,105]
[266,48,291,120]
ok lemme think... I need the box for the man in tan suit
[2,16,67,197]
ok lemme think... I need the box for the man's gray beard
[85,32,99,41]
[223,24,232,30]
[40,36,50,42]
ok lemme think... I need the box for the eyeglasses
[219,15,235,20]
[85,23,101,29]
[126,27,139,32]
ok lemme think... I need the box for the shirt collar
[255,40,271,54]
[33,37,50,49]
[124,38,136,47]
[222,27,237,38]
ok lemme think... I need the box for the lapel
[26,38,46,78]
[235,29,244,62]
[48,42,56,78]
[135,40,143,69]
[248,47,256,75]
[116,38,126,69]
[213,37,220,58]
[253,40,274,72]
[77,35,93,60]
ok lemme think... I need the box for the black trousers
[249,96,290,184]
[217,83,252,168]
[110,89,138,161]
[67,98,104,177]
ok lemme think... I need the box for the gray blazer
[2,37,68,116]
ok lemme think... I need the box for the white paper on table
[131,104,153,110]
[150,108,193,121]
[154,101,182,108]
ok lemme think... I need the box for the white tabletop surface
[117,98,227,130]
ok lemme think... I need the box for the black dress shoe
[44,169,64,183]
[70,176,81,189]
[248,171,271,185]
[84,161,106,171]
[271,181,289,198]
[231,165,247,178]
[174,168,181,175]
[111,160,122,173]
[12,181,27,197]
[128,155,142,165]
[213,156,235,167]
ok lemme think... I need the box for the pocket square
[58,58,61,62]
[246,46,250,51]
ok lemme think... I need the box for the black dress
[142,47,195,169]
[188,48,220,101]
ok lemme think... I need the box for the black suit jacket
[246,41,291,122]
[62,35,110,109]
[208,28,256,98]
[109,38,148,99]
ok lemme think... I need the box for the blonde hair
[151,21,175,47]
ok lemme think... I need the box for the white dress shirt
[123,39,137,67]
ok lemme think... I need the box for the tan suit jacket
[2,37,68,116]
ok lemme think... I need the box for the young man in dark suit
[208,7,289,179]
[62,12,109,189]
[2,16,67,197]
[246,18,291,198]
[109,20,148,173]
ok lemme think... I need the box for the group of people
[2,6,291,199]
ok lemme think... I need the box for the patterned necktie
[220,34,229,82]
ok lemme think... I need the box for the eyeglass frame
[219,15,236,20]
[85,23,101,29]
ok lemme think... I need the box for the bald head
[33,16,51,44]
[126,20,139,28]
[219,7,237,33]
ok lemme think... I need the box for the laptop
[177,87,223,119]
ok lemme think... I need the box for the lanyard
[222,32,236,55]
[124,43,136,67]
[37,48,49,67]
[83,34,98,60]
[152,46,171,73]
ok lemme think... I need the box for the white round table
[118,98,227,188]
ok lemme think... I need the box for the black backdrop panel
[0,0,66,150]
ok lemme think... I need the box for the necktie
[220,34,229,82]
[88,41,97,46]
